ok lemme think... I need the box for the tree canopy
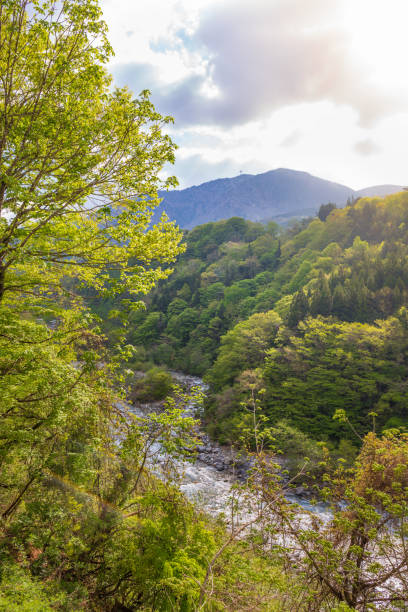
[118,193,408,448]
[0,0,181,316]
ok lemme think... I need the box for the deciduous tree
[0,0,182,316]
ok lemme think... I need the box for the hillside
[156,167,402,228]
[355,184,403,197]
[4,1,408,609]
[103,192,408,452]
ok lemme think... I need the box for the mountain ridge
[157,168,402,228]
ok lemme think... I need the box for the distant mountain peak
[157,168,402,229]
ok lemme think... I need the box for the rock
[215,462,225,471]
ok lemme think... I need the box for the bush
[0,562,67,611]
[130,367,173,403]
[271,420,327,483]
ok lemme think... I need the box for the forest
[1,1,408,611]
[104,195,408,452]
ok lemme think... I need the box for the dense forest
[1,1,408,611]
[101,193,408,454]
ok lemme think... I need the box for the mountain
[355,184,404,198]
[157,168,403,228]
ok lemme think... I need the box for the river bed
[130,371,330,521]
[128,372,406,608]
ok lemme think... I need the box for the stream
[130,371,331,521]
[128,372,406,607]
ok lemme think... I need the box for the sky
[101,0,408,190]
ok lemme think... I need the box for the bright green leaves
[262,315,408,441]
[0,560,66,611]
[0,0,182,316]
[206,310,282,391]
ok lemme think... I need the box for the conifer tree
[310,271,333,316]
[287,288,309,328]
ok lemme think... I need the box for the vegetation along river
[129,371,331,521]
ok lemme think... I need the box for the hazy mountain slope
[356,184,404,198]
[157,168,355,228]
[157,168,403,228]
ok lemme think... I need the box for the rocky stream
[130,371,330,520]
[127,372,406,608]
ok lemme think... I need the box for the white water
[128,373,405,608]
[130,372,330,521]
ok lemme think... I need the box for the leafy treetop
[0,0,182,316]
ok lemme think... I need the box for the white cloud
[280,130,302,148]
[354,139,381,157]
[101,0,408,190]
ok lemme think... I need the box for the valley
[2,1,408,608]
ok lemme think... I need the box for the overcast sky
[101,0,408,190]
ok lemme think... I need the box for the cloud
[161,153,262,188]
[113,62,159,95]
[173,130,224,148]
[114,0,403,129]
[354,138,381,156]
[280,129,302,148]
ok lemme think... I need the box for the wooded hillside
[112,193,408,448]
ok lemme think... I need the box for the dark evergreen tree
[274,240,282,268]
[332,284,349,319]
[287,289,309,328]
[310,271,333,316]
[318,202,337,221]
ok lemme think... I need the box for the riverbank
[127,371,406,608]
[129,370,330,519]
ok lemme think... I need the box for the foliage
[129,367,173,402]
[0,561,66,611]
[0,0,182,323]
[119,192,408,389]
[262,314,408,441]
[0,3,297,610]
[282,430,408,610]
[3,2,408,608]
[206,310,281,391]
[270,420,328,482]
[118,217,281,375]
[318,202,337,222]
[227,405,408,611]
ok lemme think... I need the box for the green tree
[167,307,199,343]
[167,297,189,317]
[310,270,333,316]
[287,288,309,328]
[0,2,188,605]
[206,310,281,391]
[0,0,182,316]
[332,283,350,319]
[318,202,337,222]
[130,367,173,402]
[244,424,408,610]
[263,315,408,440]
